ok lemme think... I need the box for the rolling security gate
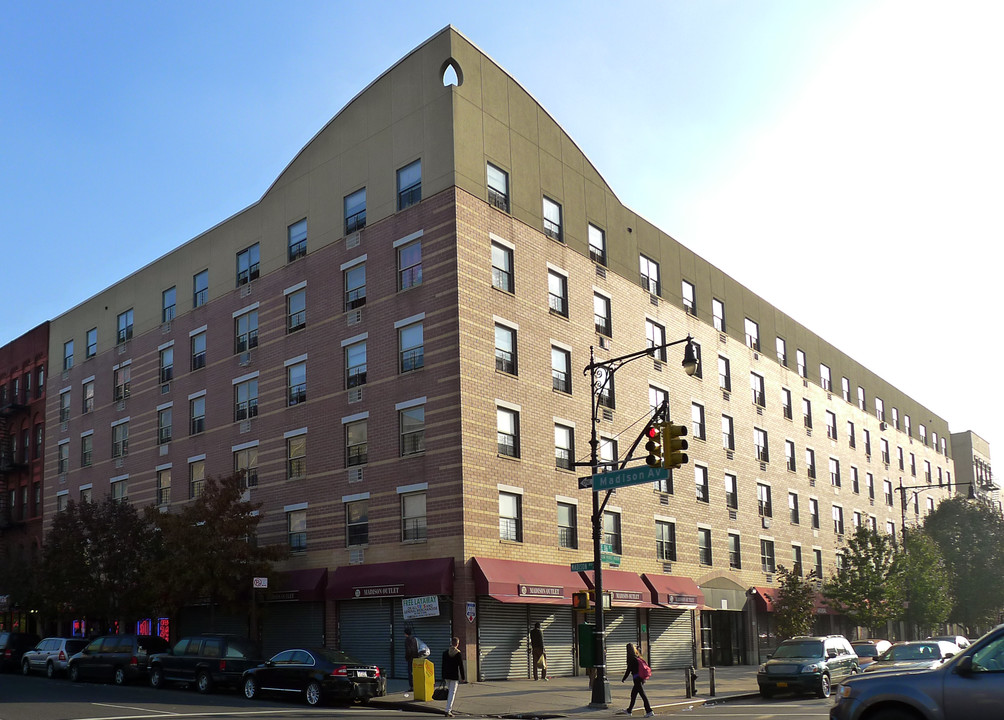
[478,599,530,680]
[393,599,453,680]
[261,602,324,657]
[649,609,694,669]
[176,605,248,640]
[528,605,575,678]
[339,598,393,674]
[603,609,639,678]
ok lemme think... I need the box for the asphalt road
[667,695,832,718]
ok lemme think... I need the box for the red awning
[580,569,659,608]
[473,557,588,605]
[751,586,776,612]
[273,568,328,602]
[642,574,705,610]
[328,557,454,600]
[814,592,837,616]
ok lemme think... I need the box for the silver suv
[21,637,89,678]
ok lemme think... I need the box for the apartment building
[41,27,961,676]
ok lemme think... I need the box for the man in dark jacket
[441,636,465,717]
[404,626,419,691]
[530,622,547,680]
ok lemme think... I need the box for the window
[594,292,611,336]
[813,548,823,579]
[547,270,568,316]
[643,319,666,361]
[497,406,520,458]
[399,322,424,373]
[192,270,209,308]
[597,367,615,409]
[789,492,800,524]
[63,340,74,370]
[345,420,367,466]
[867,473,875,500]
[57,442,69,474]
[191,331,206,371]
[234,377,258,420]
[491,240,514,293]
[82,380,94,414]
[487,163,509,212]
[698,527,713,565]
[499,491,522,542]
[785,439,796,471]
[729,532,741,569]
[892,407,900,430]
[84,327,97,359]
[649,385,668,415]
[681,279,696,314]
[601,436,619,474]
[806,448,816,479]
[750,372,765,407]
[344,263,365,310]
[639,254,660,295]
[691,403,706,440]
[757,483,772,517]
[796,349,806,378]
[864,428,872,456]
[832,505,845,535]
[603,511,622,555]
[287,361,306,406]
[234,445,258,488]
[111,422,129,458]
[281,288,305,332]
[551,346,571,393]
[882,439,891,465]
[345,340,367,388]
[110,478,127,502]
[494,323,517,375]
[113,365,130,401]
[402,491,427,541]
[80,434,93,467]
[235,309,258,353]
[588,223,606,265]
[847,421,856,448]
[886,522,897,542]
[924,460,932,483]
[59,390,71,422]
[857,385,866,411]
[288,218,307,261]
[781,388,792,420]
[744,318,760,351]
[802,398,812,428]
[236,244,260,286]
[542,196,562,241]
[718,355,731,391]
[190,395,205,435]
[826,411,837,439]
[344,187,366,233]
[792,545,803,575]
[820,364,832,391]
[397,159,422,210]
[558,502,578,549]
[554,423,574,470]
[160,347,174,383]
[189,459,205,499]
[288,509,307,552]
[158,407,172,444]
[398,239,422,290]
[760,539,776,573]
[875,396,885,422]
[910,453,917,476]
[754,427,769,462]
[400,405,425,456]
[346,499,368,546]
[809,498,820,529]
[919,424,928,446]
[713,298,725,332]
[725,474,738,509]
[722,415,735,450]
[851,466,860,493]
[162,287,176,323]
[156,468,171,506]
[830,457,841,487]
[287,434,306,479]
[695,465,710,503]
[657,520,676,561]
[776,336,787,366]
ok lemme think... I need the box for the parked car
[149,634,263,693]
[831,624,1004,720]
[241,647,386,706]
[21,637,89,678]
[928,634,971,649]
[0,631,41,673]
[862,639,960,674]
[758,635,859,698]
[850,639,891,669]
[67,634,170,685]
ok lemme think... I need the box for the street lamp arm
[583,335,695,377]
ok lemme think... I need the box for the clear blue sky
[2,0,1000,455]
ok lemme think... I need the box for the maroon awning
[273,568,328,602]
[750,586,776,612]
[642,574,704,610]
[580,569,660,608]
[473,557,587,605]
[328,557,454,600]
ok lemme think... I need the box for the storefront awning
[328,557,454,600]
[814,592,837,615]
[751,586,775,612]
[579,569,660,608]
[641,574,705,610]
[473,557,588,605]
[271,568,328,602]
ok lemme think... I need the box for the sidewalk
[369,665,760,717]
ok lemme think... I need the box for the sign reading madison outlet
[519,584,563,599]
[354,585,403,598]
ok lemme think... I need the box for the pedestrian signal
[572,591,591,610]
[663,422,689,469]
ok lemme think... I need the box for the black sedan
[242,648,385,706]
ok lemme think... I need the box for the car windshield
[773,641,823,658]
[854,645,879,657]
[885,644,939,661]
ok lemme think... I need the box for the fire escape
[0,394,28,530]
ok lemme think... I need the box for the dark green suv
[758,635,859,698]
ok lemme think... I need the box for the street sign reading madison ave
[590,465,668,491]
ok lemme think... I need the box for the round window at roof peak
[441,58,463,87]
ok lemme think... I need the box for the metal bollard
[709,666,716,696]
[689,665,698,696]
[684,668,692,698]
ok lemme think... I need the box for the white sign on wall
[402,595,440,620]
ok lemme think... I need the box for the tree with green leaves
[823,527,904,634]
[922,496,1004,635]
[767,564,817,640]
[898,529,953,637]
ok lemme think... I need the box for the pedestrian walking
[530,622,547,680]
[404,626,419,691]
[617,643,654,717]
[441,636,466,717]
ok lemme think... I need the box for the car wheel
[759,686,774,699]
[304,680,322,706]
[69,664,80,683]
[46,662,56,679]
[817,673,831,698]
[22,659,31,676]
[150,666,164,689]
[196,670,213,694]
[243,676,258,700]
[113,666,127,686]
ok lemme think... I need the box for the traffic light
[572,591,591,610]
[644,425,663,467]
[662,422,689,469]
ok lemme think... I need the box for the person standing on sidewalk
[441,636,466,717]
[404,626,419,691]
[530,622,547,680]
[617,643,654,717]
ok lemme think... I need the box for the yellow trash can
[413,657,434,701]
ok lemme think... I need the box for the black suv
[0,631,41,673]
[67,634,170,685]
[149,634,263,693]
[759,635,859,698]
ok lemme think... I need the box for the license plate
[777,682,788,687]
[355,671,367,678]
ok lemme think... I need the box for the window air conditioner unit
[762,517,771,529]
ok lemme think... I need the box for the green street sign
[570,561,594,572]
[592,466,668,491]
[600,543,613,553]
[601,553,621,565]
